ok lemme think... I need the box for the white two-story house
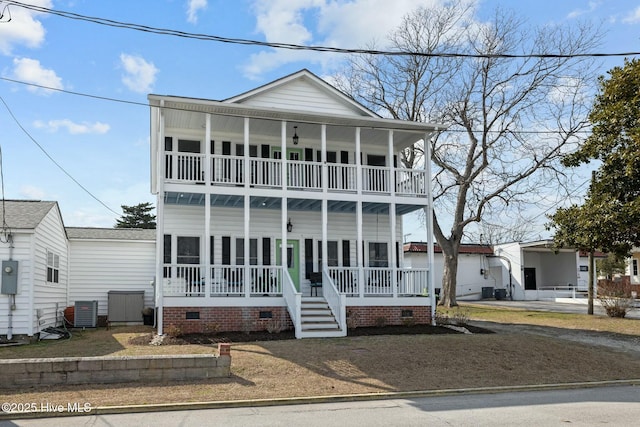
[149,69,440,338]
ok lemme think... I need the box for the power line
[4,0,640,59]
[0,96,120,217]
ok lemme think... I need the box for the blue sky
[0,0,639,238]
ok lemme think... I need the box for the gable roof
[66,227,156,241]
[403,242,494,255]
[0,200,58,230]
[224,69,379,118]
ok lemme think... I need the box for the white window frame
[46,250,60,284]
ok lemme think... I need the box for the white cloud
[622,6,640,23]
[19,185,46,200]
[119,53,158,93]
[567,1,601,19]
[11,57,63,94]
[243,0,448,79]
[187,0,208,24]
[0,0,51,55]
[33,119,110,135]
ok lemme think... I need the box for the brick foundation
[346,305,431,328]
[162,306,293,334]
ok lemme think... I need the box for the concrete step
[301,321,340,330]
[298,329,346,338]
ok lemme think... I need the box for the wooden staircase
[299,297,346,338]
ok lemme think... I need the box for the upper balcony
[163,152,428,197]
[149,86,441,199]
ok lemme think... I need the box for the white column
[355,128,364,298]
[156,101,165,335]
[424,132,436,324]
[321,124,327,274]
[204,193,211,297]
[204,114,211,298]
[321,125,327,195]
[205,114,211,185]
[244,194,251,298]
[244,117,250,188]
[244,118,251,298]
[388,130,397,297]
[281,121,288,281]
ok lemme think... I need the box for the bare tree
[335,1,601,306]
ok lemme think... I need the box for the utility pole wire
[0,96,120,216]
[3,0,640,59]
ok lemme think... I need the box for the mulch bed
[128,323,493,346]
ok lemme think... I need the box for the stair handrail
[322,267,346,333]
[282,268,302,338]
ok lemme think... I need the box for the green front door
[276,239,300,291]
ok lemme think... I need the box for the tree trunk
[439,250,459,307]
[588,250,594,315]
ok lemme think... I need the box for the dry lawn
[1,305,639,408]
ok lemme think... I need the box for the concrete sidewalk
[468,299,640,319]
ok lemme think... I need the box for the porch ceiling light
[287,218,293,232]
[292,126,299,145]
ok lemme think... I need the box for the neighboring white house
[148,69,441,338]
[67,227,156,324]
[0,200,68,339]
[404,240,605,302]
[492,240,602,300]
[403,242,498,300]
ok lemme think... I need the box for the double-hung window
[46,250,60,283]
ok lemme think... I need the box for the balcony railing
[164,153,426,196]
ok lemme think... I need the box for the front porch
[161,265,431,338]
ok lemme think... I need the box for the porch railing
[362,166,390,193]
[398,268,429,296]
[163,264,283,297]
[165,153,206,183]
[282,270,302,338]
[327,266,360,296]
[322,268,346,332]
[396,169,427,196]
[164,153,425,196]
[163,264,429,299]
[211,155,244,185]
[162,264,205,297]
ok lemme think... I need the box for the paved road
[1,385,638,426]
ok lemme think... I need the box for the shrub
[165,324,182,338]
[346,310,359,329]
[597,280,634,318]
[265,319,285,334]
[202,322,220,335]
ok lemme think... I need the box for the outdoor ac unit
[74,300,98,327]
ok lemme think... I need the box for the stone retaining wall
[0,343,231,389]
